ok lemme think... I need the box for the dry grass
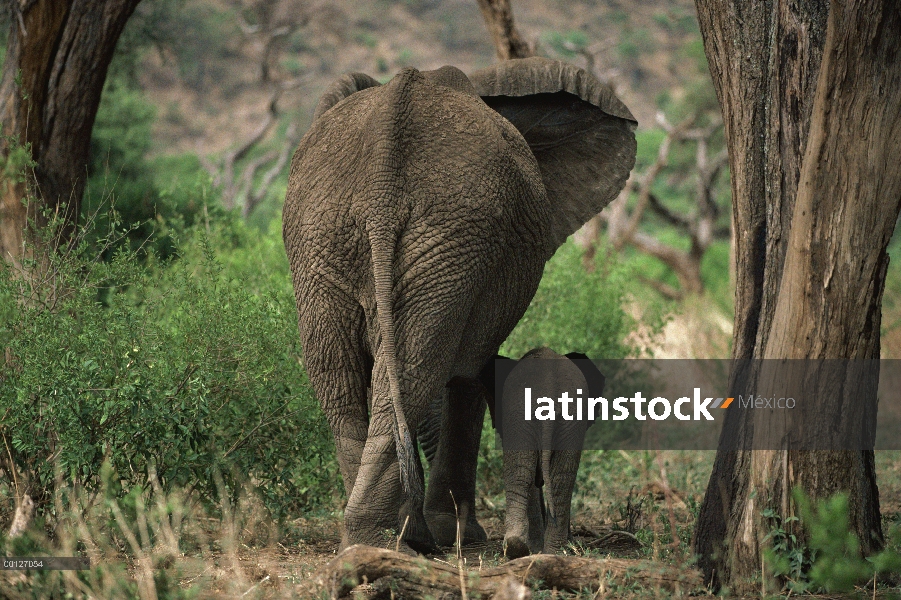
[0,448,898,598]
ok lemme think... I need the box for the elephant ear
[469,57,637,251]
[565,352,606,426]
[312,72,381,121]
[478,355,516,430]
[564,353,606,397]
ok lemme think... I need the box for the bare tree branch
[232,87,283,164]
[476,0,533,60]
[638,274,683,301]
[235,10,261,35]
[614,113,695,250]
[647,192,692,230]
[211,87,281,211]
[236,150,278,208]
[583,111,727,298]
[561,38,620,89]
[201,0,314,216]
[302,544,700,598]
[243,122,301,218]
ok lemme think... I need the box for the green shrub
[501,240,640,360]
[84,72,218,261]
[0,214,336,523]
[764,489,901,593]
[82,0,235,262]
[84,77,160,254]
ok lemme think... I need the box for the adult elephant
[283,57,636,552]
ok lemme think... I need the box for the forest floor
[167,494,691,598]
[160,450,901,598]
[163,291,901,599]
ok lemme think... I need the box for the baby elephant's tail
[542,438,556,526]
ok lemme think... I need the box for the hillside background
[125,0,711,222]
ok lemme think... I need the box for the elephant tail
[368,225,423,509]
[363,68,428,518]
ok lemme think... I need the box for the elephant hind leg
[424,376,487,547]
[503,450,544,558]
[527,481,547,552]
[504,481,545,558]
[344,348,439,554]
[298,297,371,501]
[542,449,581,554]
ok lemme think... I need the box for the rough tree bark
[475,0,532,60]
[693,0,901,592]
[0,0,141,262]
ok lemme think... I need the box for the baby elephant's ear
[469,57,637,251]
[478,355,516,430]
[313,72,381,121]
[565,352,606,400]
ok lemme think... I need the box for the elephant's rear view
[282,58,636,552]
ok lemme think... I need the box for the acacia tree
[0,0,140,262]
[693,0,901,591]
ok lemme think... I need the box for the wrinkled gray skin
[283,58,635,551]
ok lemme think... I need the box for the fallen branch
[301,544,700,599]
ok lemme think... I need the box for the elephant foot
[340,528,385,552]
[542,530,570,555]
[340,526,438,556]
[503,534,531,559]
[403,530,439,555]
[465,517,488,544]
[394,540,421,556]
[402,508,440,555]
[425,511,487,547]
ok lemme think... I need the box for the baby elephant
[480,348,605,559]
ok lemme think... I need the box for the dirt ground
[170,451,901,598]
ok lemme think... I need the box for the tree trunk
[475,0,533,60]
[0,0,140,262]
[693,0,901,592]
